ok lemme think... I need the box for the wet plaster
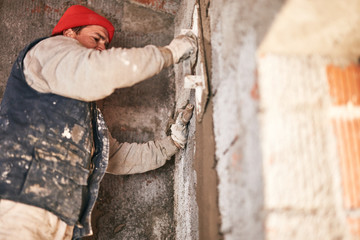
[194,0,222,239]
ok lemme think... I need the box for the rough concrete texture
[209,0,284,239]
[0,0,64,103]
[171,1,200,240]
[0,0,180,239]
[258,55,346,239]
[129,0,181,15]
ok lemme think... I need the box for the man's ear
[63,29,76,38]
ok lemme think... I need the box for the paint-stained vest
[0,38,109,238]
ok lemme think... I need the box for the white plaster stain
[25,184,48,194]
[132,64,138,72]
[20,155,32,161]
[62,126,72,139]
[1,118,9,126]
[60,176,66,184]
[118,51,130,65]
[1,165,10,180]
[122,58,130,66]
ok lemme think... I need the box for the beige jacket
[23,36,178,175]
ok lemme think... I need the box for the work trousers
[0,199,74,240]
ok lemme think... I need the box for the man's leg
[0,199,74,240]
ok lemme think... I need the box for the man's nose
[96,42,107,51]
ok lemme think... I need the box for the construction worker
[0,5,197,240]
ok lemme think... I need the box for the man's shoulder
[29,36,82,57]
[38,35,78,47]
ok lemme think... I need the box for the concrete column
[209,0,284,239]
[172,1,199,239]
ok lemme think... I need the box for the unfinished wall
[258,0,360,239]
[171,1,199,240]
[203,0,360,239]
[0,0,58,103]
[258,55,347,240]
[209,0,284,239]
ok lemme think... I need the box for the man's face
[64,25,110,50]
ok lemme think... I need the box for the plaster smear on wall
[210,1,264,239]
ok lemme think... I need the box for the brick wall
[328,64,360,239]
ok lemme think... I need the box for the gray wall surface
[209,0,284,238]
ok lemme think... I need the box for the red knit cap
[52,5,115,43]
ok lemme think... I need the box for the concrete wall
[209,0,284,239]
[205,0,360,239]
[171,1,199,240]
[92,1,177,238]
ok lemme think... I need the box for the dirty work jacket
[23,35,179,176]
[0,38,109,239]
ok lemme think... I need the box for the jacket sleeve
[23,36,167,101]
[106,133,179,175]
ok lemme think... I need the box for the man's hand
[165,32,198,64]
[170,104,194,149]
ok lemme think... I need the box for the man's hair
[52,26,87,36]
[71,26,86,34]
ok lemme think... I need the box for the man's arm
[106,134,178,175]
[106,104,194,175]
[23,34,196,102]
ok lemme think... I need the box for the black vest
[0,38,109,236]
